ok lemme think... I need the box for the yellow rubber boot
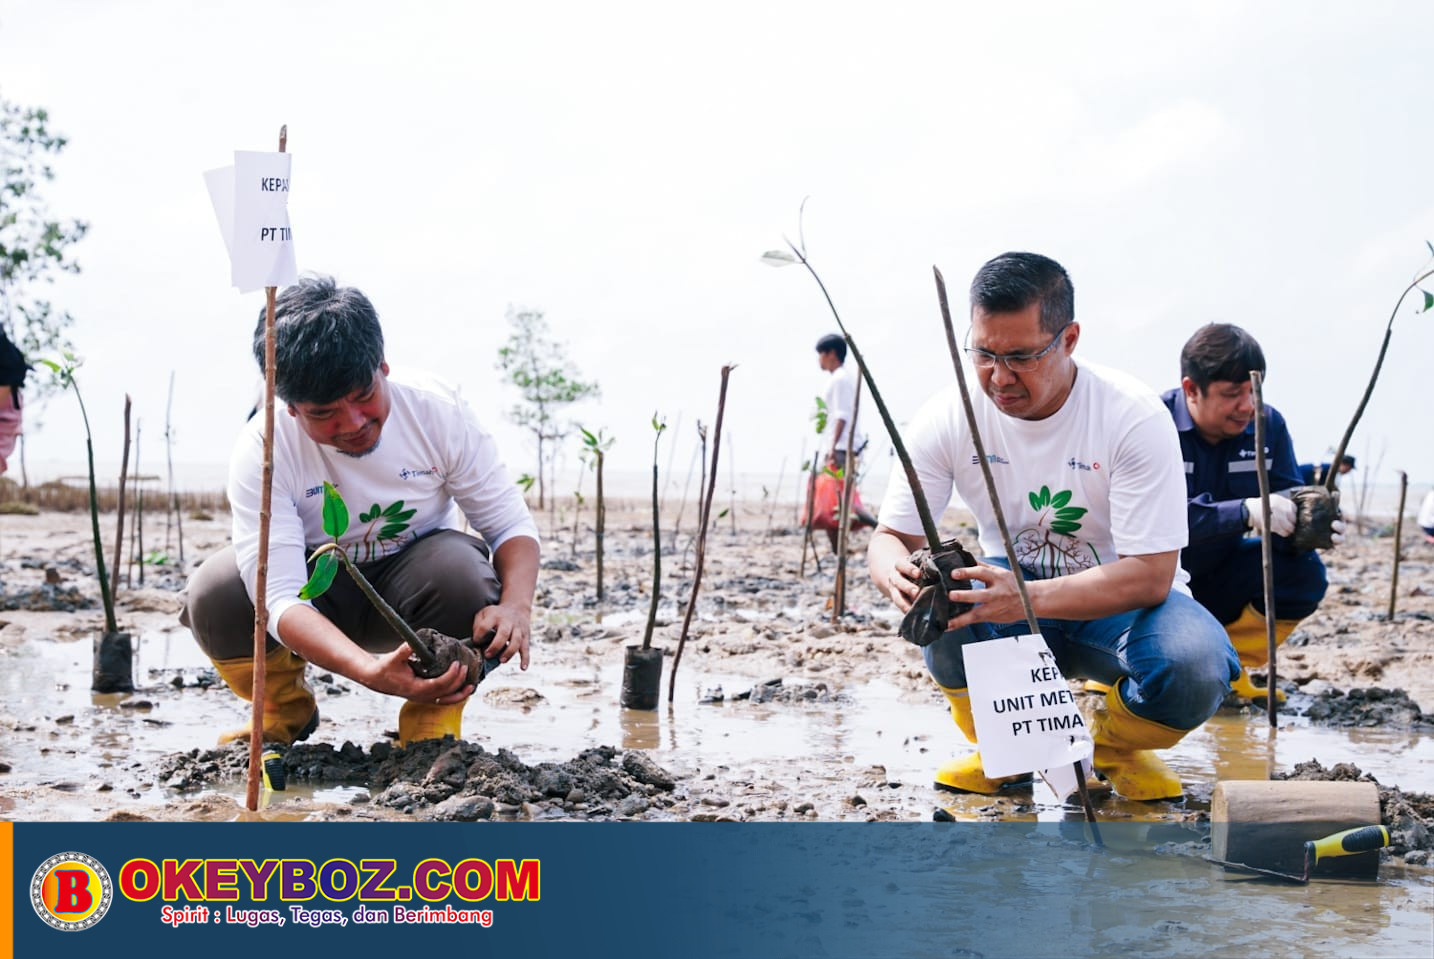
[1090,685,1186,801]
[398,700,467,747]
[1223,605,1301,703]
[211,647,319,746]
[933,685,1030,795]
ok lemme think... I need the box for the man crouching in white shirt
[181,274,540,748]
[867,252,1236,801]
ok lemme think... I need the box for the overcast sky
[2,1,1431,507]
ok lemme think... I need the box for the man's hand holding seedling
[275,604,474,703]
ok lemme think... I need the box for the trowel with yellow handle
[1208,825,1391,884]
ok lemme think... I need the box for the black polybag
[898,539,979,647]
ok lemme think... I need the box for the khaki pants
[179,529,502,660]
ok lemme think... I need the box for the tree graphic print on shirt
[345,499,418,563]
[1014,485,1101,577]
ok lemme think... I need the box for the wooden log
[1212,780,1381,879]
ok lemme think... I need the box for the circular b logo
[31,851,113,931]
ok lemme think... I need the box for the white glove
[1244,495,1296,537]
[1330,518,1346,546]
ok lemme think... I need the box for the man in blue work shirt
[1162,323,1344,702]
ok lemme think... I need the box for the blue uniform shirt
[1161,388,1303,577]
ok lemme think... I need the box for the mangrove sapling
[1291,253,1434,550]
[1325,254,1434,492]
[579,426,615,603]
[763,235,973,646]
[621,415,667,710]
[38,354,131,692]
[516,473,536,497]
[668,366,734,703]
[299,482,496,689]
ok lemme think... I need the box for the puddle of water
[3,627,1431,956]
[4,626,1433,815]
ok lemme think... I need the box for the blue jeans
[922,558,1239,731]
[1185,538,1328,624]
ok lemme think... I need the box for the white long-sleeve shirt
[228,369,539,636]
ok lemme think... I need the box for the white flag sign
[962,633,1093,782]
[204,150,297,293]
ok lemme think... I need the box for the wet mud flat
[1,504,1433,841]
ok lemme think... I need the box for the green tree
[495,306,599,509]
[1,96,88,388]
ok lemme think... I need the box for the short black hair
[1180,323,1266,393]
[815,333,846,363]
[255,274,385,405]
[969,252,1073,334]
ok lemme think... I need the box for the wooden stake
[799,454,821,577]
[246,123,286,812]
[765,455,786,541]
[727,430,738,536]
[164,370,184,564]
[1251,370,1278,729]
[832,361,863,621]
[1389,470,1407,621]
[669,365,734,702]
[111,395,131,601]
[132,420,144,587]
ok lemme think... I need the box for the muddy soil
[2,500,1432,852]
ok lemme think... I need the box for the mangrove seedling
[640,416,667,651]
[1292,250,1434,551]
[621,415,666,709]
[38,353,131,692]
[579,426,615,602]
[298,481,496,688]
[1325,250,1434,494]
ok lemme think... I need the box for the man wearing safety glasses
[868,251,1237,802]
